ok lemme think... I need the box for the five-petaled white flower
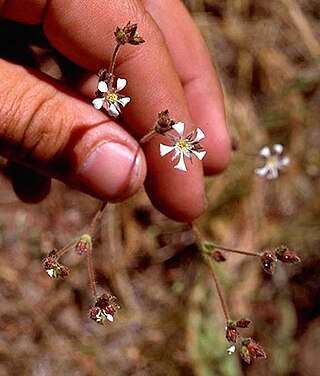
[92,78,131,117]
[159,122,207,172]
[255,144,290,180]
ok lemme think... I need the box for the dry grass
[0,1,319,375]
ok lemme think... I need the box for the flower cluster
[260,245,301,274]
[225,319,267,363]
[89,294,120,325]
[42,251,69,279]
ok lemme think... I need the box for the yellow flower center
[106,93,118,103]
[177,140,188,150]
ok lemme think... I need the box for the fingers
[0,59,146,202]
[0,0,229,221]
[143,0,231,174]
[3,162,51,203]
[41,0,208,220]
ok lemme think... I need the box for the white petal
[106,314,114,322]
[46,269,54,278]
[118,97,131,107]
[260,146,271,158]
[280,156,290,167]
[174,153,187,172]
[193,128,205,142]
[171,149,180,161]
[192,150,207,160]
[172,122,185,137]
[227,345,236,355]
[273,144,284,154]
[98,81,108,93]
[160,144,175,157]
[266,166,279,180]
[116,78,127,91]
[108,103,120,117]
[255,166,268,177]
[92,98,105,110]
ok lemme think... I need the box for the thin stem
[108,43,121,84]
[206,244,260,258]
[86,246,97,298]
[84,201,107,299]
[204,254,230,321]
[86,201,108,236]
[139,129,157,144]
[190,223,230,321]
[55,239,78,259]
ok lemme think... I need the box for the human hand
[0,0,231,222]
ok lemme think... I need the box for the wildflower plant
[41,21,301,367]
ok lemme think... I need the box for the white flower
[255,144,290,180]
[92,78,131,117]
[159,122,207,172]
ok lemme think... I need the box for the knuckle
[0,77,71,164]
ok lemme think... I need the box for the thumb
[0,59,146,201]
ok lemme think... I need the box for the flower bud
[75,234,92,255]
[260,250,277,274]
[241,338,267,362]
[211,250,227,262]
[236,318,252,328]
[275,245,301,264]
[114,22,145,45]
[154,110,175,135]
[226,321,240,343]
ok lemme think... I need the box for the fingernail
[78,142,141,200]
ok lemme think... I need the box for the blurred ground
[0,0,319,375]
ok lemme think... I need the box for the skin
[0,0,231,222]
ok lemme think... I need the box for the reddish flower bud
[75,234,92,255]
[240,345,251,364]
[242,338,267,361]
[275,245,301,264]
[226,321,239,343]
[260,250,277,274]
[236,318,252,328]
[211,250,227,262]
[114,22,145,45]
[154,110,175,135]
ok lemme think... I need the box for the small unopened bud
[114,22,145,45]
[75,234,92,255]
[260,250,277,274]
[275,245,301,264]
[211,250,227,262]
[240,344,251,364]
[154,110,175,135]
[226,321,240,343]
[241,338,267,362]
[236,318,252,328]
